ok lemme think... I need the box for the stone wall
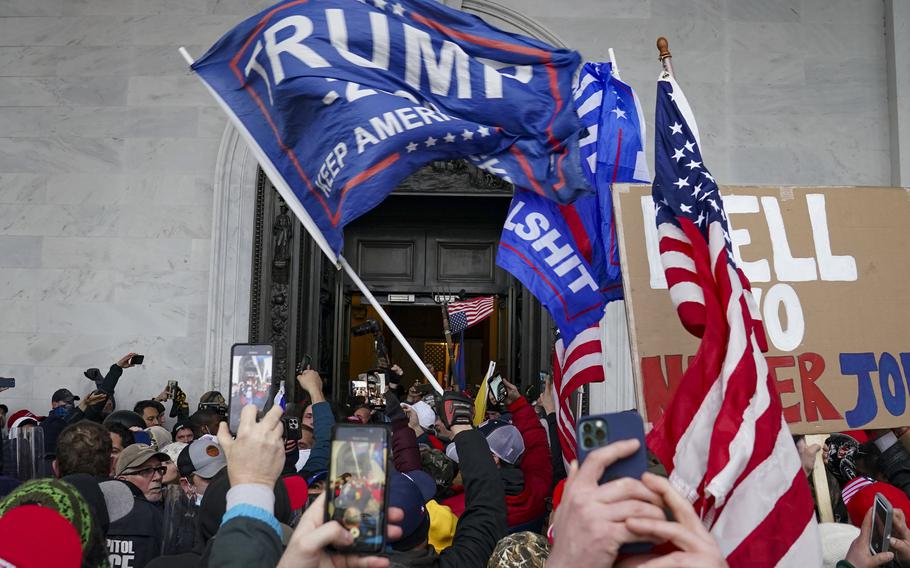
[0,0,898,422]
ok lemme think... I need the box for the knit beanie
[0,478,110,568]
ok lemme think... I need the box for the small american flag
[446,296,495,335]
[646,70,820,565]
[552,323,604,465]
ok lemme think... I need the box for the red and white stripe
[446,295,495,328]
[649,214,820,565]
[648,78,820,566]
[552,323,605,465]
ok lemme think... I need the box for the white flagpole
[179,47,443,394]
[608,47,621,80]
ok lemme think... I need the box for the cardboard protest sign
[614,184,910,435]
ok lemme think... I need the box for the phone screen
[327,425,388,552]
[871,495,892,554]
[229,344,274,433]
[366,372,387,407]
[488,376,504,404]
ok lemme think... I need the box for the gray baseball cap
[177,435,226,479]
[446,419,525,464]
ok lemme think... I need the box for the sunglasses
[125,465,167,478]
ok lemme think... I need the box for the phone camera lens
[583,436,594,448]
[595,428,606,441]
[582,423,594,435]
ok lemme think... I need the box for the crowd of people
[2,353,910,567]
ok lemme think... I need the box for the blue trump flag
[497,188,619,343]
[575,61,649,286]
[190,0,591,260]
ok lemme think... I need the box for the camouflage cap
[486,531,550,568]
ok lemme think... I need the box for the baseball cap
[389,470,436,551]
[446,419,524,464]
[160,442,188,464]
[177,435,226,479]
[406,401,437,430]
[114,444,169,477]
[146,426,172,450]
[7,410,39,431]
[51,388,79,404]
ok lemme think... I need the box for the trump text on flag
[615,185,910,434]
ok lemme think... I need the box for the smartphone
[487,375,505,404]
[326,424,389,553]
[0,377,15,388]
[871,493,894,555]
[577,411,650,554]
[130,354,145,366]
[229,343,274,433]
[166,380,178,399]
[134,430,152,446]
[577,411,648,482]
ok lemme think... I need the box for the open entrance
[346,295,499,393]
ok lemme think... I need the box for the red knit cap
[0,505,82,568]
[847,481,910,527]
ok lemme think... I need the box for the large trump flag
[190,0,591,261]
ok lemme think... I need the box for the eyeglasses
[125,465,167,478]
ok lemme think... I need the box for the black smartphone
[166,380,178,399]
[871,492,893,555]
[130,354,145,366]
[487,375,506,404]
[326,424,389,553]
[577,411,650,554]
[0,377,15,388]
[229,343,274,433]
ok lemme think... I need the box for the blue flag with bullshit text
[191,0,591,259]
[497,188,618,343]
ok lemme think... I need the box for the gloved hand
[436,391,474,430]
[384,391,407,424]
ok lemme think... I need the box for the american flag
[552,323,604,465]
[646,70,820,565]
[446,296,495,335]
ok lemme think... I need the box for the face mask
[51,406,70,418]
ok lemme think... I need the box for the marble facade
[0,0,906,419]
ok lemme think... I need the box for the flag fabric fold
[645,69,820,566]
[190,0,592,259]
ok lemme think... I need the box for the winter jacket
[390,428,507,568]
[300,400,333,479]
[443,397,552,528]
[106,480,164,568]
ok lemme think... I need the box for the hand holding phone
[871,493,894,555]
[327,424,389,552]
[229,344,274,433]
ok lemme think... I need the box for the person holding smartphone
[204,404,405,568]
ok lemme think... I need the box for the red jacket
[443,397,553,527]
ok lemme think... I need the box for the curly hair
[56,421,112,478]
